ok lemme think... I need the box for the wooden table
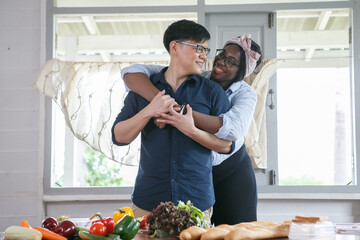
[134,231,360,240]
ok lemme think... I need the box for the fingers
[173,104,181,112]
[185,104,192,115]
[154,118,167,128]
[157,89,165,96]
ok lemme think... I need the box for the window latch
[270,170,276,185]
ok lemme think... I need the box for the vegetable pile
[146,200,209,238]
[4,207,139,240]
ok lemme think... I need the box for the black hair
[163,19,210,52]
[226,37,262,83]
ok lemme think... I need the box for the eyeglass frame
[215,49,241,68]
[176,41,211,55]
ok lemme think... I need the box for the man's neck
[164,64,189,93]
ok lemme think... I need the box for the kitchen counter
[1,231,359,240]
[134,231,360,240]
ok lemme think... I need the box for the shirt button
[171,179,174,182]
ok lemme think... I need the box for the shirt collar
[152,67,200,85]
[226,81,242,96]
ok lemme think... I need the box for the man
[112,19,231,220]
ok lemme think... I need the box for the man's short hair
[163,19,210,52]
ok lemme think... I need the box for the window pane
[205,0,350,5]
[276,9,353,186]
[55,0,196,7]
[277,67,353,185]
[52,13,196,188]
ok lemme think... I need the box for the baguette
[179,226,208,240]
[224,223,290,240]
[234,220,279,229]
[200,227,229,240]
[216,225,235,231]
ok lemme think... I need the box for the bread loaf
[201,227,230,240]
[179,226,208,240]
[225,223,290,240]
[179,220,290,240]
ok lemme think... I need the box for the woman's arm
[157,105,232,153]
[121,64,165,101]
[123,73,159,102]
[193,111,223,134]
[215,84,257,141]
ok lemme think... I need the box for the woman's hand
[156,104,196,136]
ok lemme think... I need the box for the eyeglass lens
[216,50,237,68]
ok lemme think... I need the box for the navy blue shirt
[112,68,231,211]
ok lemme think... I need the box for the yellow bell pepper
[113,207,134,223]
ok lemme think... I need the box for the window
[55,0,197,7]
[44,1,359,196]
[276,9,354,186]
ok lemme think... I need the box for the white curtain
[34,59,166,166]
[243,59,283,169]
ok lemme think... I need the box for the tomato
[89,222,107,236]
[93,217,114,234]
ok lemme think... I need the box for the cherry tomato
[89,222,107,236]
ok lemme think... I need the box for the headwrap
[223,34,261,77]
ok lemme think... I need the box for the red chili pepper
[91,213,115,234]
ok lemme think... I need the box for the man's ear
[169,40,178,56]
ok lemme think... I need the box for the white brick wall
[0,0,43,231]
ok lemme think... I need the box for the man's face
[176,40,208,75]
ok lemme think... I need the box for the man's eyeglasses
[215,49,241,68]
[176,41,211,55]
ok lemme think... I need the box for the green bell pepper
[113,215,140,240]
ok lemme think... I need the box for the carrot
[20,220,30,228]
[32,227,67,240]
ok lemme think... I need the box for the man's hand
[147,90,175,117]
[156,104,195,136]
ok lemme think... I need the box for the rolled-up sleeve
[111,92,139,146]
[215,82,257,141]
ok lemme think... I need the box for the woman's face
[210,44,241,87]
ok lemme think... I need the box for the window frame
[44,0,360,198]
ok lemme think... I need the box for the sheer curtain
[34,58,167,166]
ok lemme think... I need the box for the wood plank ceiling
[55,10,349,66]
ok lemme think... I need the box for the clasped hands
[148,90,195,134]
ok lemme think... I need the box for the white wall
[0,0,359,233]
[0,0,43,231]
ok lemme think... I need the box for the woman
[121,35,262,225]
